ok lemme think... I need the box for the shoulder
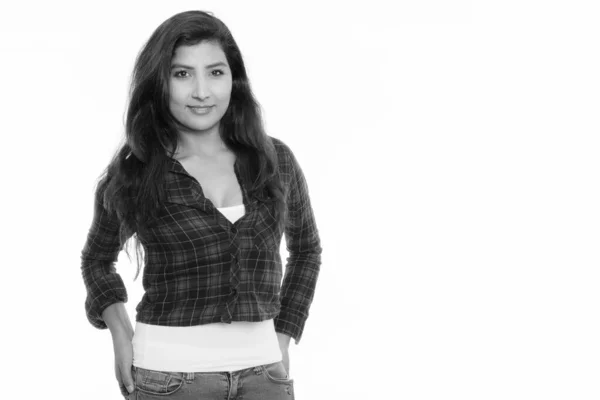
[268,135,296,170]
[269,135,290,156]
[268,136,300,192]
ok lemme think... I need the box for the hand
[112,330,135,396]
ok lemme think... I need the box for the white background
[1,1,599,399]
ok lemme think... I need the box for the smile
[188,106,213,115]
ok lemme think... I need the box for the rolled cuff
[85,286,128,330]
[273,307,308,345]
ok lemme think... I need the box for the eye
[212,69,225,76]
[173,70,190,78]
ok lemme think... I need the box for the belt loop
[185,372,194,382]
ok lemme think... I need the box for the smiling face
[168,41,233,134]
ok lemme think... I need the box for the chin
[188,121,218,131]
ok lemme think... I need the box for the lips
[188,105,213,115]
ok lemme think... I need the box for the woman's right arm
[81,178,136,395]
[80,177,130,330]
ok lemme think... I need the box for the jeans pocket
[261,361,294,385]
[134,366,185,396]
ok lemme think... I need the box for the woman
[80,10,322,400]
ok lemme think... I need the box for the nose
[192,76,210,100]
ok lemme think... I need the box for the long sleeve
[80,178,129,329]
[273,145,323,345]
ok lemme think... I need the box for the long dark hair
[93,10,286,280]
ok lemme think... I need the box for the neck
[171,129,229,159]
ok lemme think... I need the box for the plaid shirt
[80,137,322,345]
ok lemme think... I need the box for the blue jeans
[121,361,295,400]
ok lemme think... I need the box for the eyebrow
[170,61,228,70]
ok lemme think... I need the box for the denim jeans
[120,361,295,400]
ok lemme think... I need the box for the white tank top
[132,203,283,373]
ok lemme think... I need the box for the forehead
[171,41,227,64]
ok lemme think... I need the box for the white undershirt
[132,203,283,373]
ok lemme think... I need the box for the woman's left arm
[273,143,323,346]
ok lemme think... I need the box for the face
[168,41,233,134]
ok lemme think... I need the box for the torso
[175,151,243,208]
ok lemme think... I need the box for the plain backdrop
[1,1,599,399]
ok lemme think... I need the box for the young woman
[80,10,322,400]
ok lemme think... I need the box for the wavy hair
[93,10,286,280]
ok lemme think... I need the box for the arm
[103,302,134,339]
[276,332,292,348]
[80,177,130,330]
[273,144,323,345]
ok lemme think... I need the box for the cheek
[169,85,186,106]
[215,80,233,101]
[168,99,180,117]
